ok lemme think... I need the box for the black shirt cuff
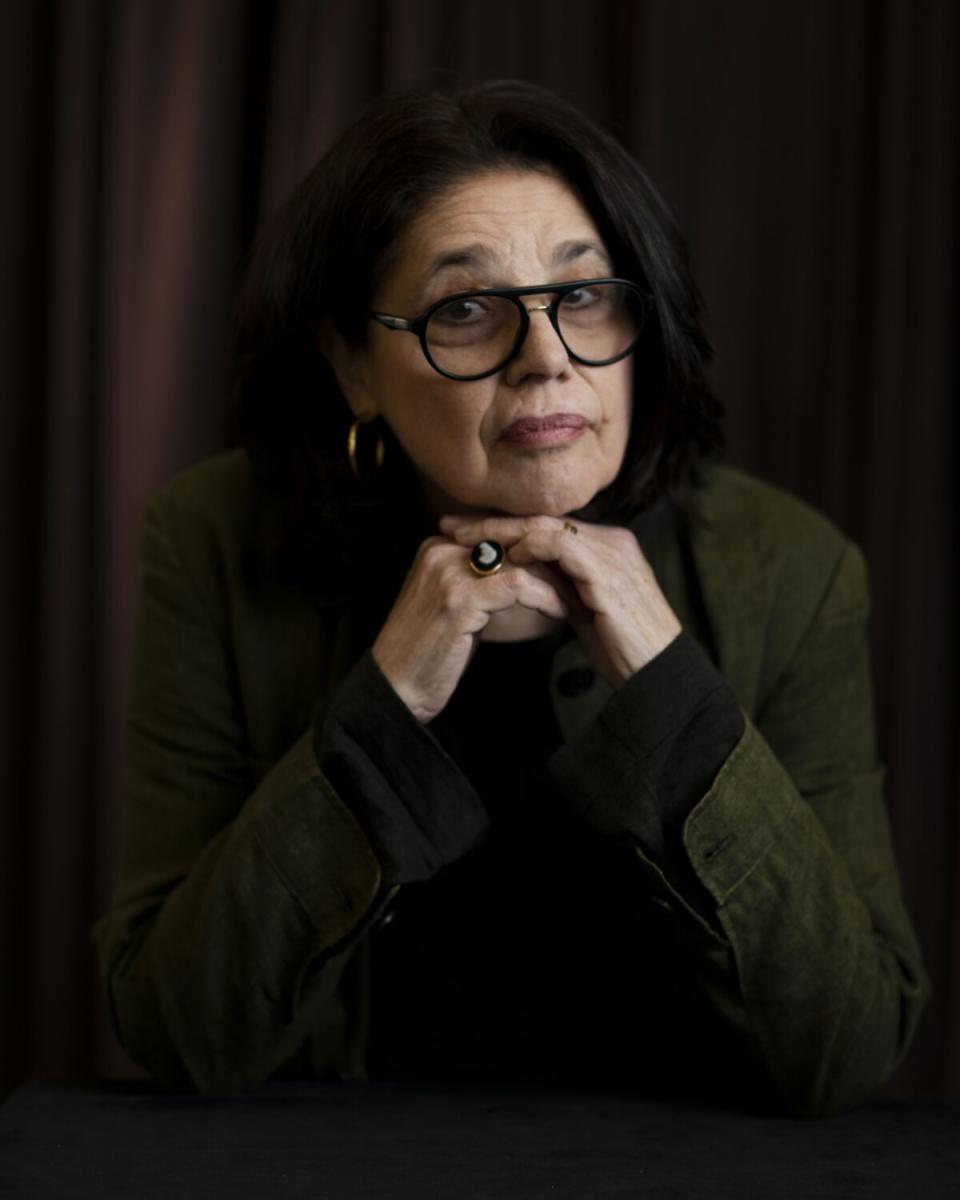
[549,632,744,905]
[314,652,490,886]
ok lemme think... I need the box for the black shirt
[362,631,742,1087]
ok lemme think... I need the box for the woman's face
[333,169,634,518]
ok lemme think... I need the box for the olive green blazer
[92,449,927,1115]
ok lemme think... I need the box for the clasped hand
[371,514,682,722]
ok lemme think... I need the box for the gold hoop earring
[347,419,385,483]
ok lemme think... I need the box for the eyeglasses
[369,277,652,381]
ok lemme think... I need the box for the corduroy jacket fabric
[92,449,928,1116]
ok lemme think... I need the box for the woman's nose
[503,307,571,384]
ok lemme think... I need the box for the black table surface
[1,1079,958,1198]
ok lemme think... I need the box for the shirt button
[375,909,396,931]
[556,667,596,697]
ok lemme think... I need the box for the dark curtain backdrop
[2,0,957,1098]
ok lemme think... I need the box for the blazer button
[556,667,596,697]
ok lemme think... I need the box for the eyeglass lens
[425,282,645,378]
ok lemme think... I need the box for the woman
[92,81,927,1116]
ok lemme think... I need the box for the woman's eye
[435,299,488,324]
[563,288,599,308]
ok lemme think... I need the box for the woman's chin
[425,461,611,519]
[498,483,598,518]
[433,494,587,520]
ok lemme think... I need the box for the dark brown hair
[232,80,724,601]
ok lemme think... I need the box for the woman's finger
[506,525,600,590]
[468,561,570,623]
[507,526,582,565]
[438,513,570,548]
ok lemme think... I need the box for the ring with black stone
[469,539,506,576]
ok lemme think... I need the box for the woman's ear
[316,319,379,421]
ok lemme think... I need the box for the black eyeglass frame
[369,277,653,381]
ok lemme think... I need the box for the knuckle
[418,540,449,569]
[438,571,469,613]
[505,568,528,596]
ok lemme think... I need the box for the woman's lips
[499,413,590,448]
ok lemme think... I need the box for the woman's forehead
[388,169,611,297]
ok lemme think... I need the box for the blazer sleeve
[548,539,929,1117]
[91,493,486,1093]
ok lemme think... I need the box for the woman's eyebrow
[427,243,498,275]
[426,238,609,277]
[553,238,610,266]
